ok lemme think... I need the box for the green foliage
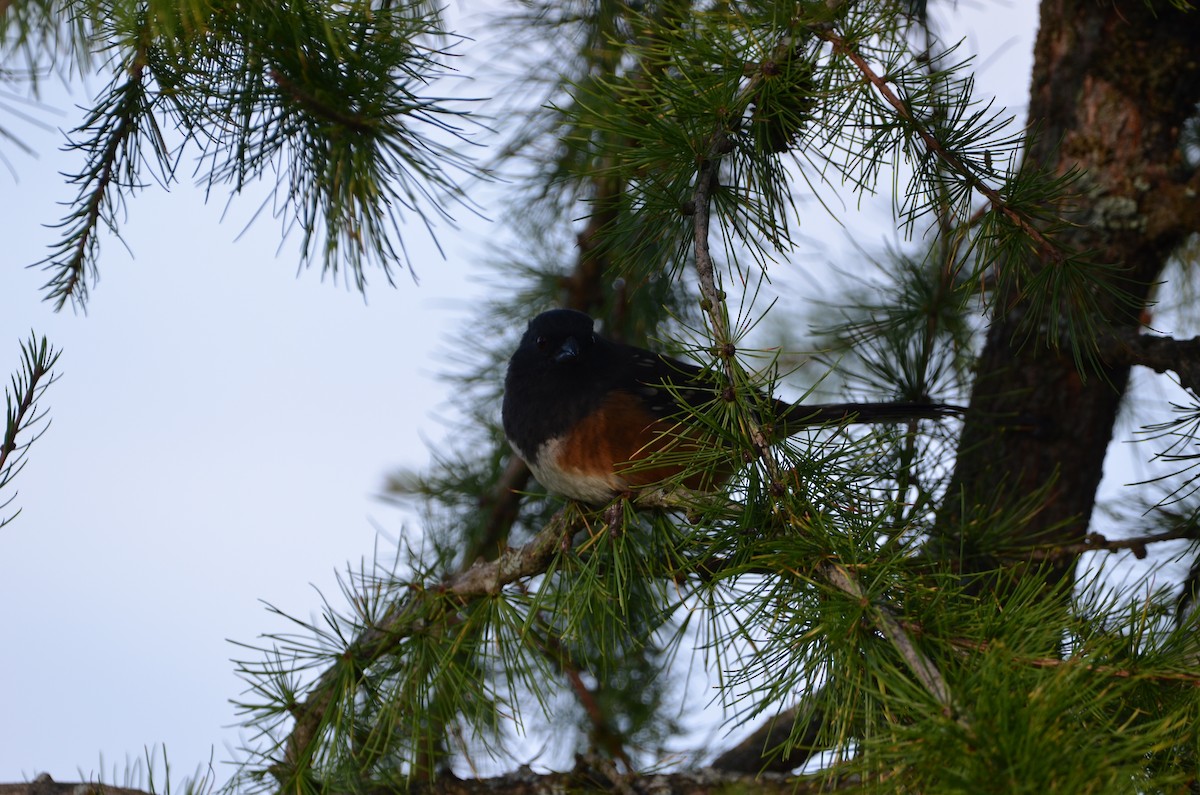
[3,0,479,309]
[234,431,1200,791]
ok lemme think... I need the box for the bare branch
[1103,330,1200,396]
[1020,528,1198,563]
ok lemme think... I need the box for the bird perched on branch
[502,309,960,503]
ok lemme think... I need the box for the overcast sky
[0,59,491,784]
[12,2,1173,788]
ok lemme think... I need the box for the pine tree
[6,0,1200,793]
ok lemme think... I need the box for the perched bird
[502,309,959,503]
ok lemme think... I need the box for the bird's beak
[554,336,580,363]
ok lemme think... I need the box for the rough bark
[939,0,1200,583]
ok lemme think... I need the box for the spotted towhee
[502,309,960,503]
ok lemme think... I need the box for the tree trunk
[940,0,1200,584]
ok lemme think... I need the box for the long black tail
[780,401,964,430]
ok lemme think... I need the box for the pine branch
[268,68,375,135]
[37,46,157,311]
[524,614,635,770]
[709,557,972,775]
[684,35,807,486]
[816,28,1062,267]
[1,334,62,530]
[685,31,801,336]
[821,562,953,713]
[276,506,578,784]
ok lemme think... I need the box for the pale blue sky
[0,72,491,781]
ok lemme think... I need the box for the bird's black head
[513,309,598,370]
[503,309,607,462]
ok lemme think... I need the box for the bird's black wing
[605,339,962,430]
[608,342,797,424]
[607,342,725,421]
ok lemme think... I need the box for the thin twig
[471,456,531,561]
[690,158,728,340]
[822,562,954,712]
[943,635,1200,687]
[816,29,1063,266]
[1019,528,1198,563]
[686,37,802,483]
[525,614,635,771]
[269,68,375,134]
